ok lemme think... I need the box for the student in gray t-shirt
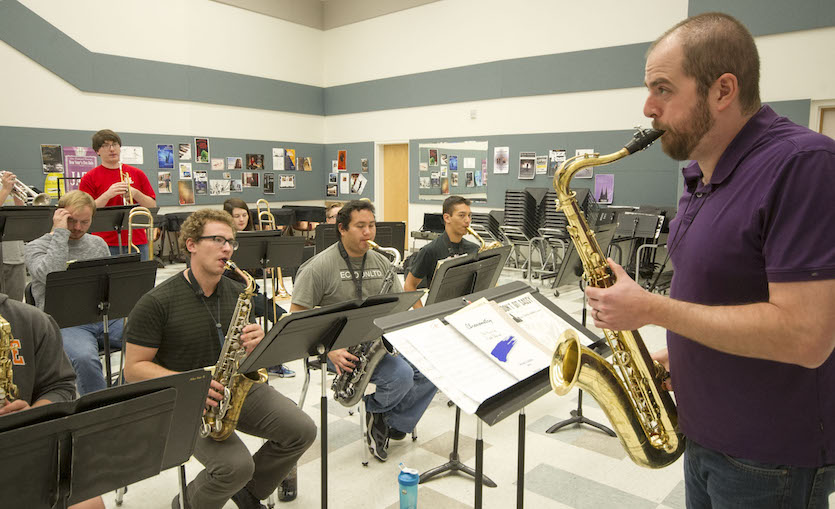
[291,200,437,462]
[24,191,123,395]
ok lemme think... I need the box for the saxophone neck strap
[186,269,224,345]
[337,241,367,300]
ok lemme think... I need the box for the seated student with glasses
[124,208,316,509]
[222,199,293,378]
[325,203,342,224]
[24,190,123,395]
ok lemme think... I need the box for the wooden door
[382,143,409,252]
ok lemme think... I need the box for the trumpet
[255,199,291,301]
[0,171,51,206]
[127,206,154,260]
[120,164,134,205]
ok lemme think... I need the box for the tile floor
[98,264,831,509]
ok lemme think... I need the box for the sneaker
[365,411,389,462]
[389,429,407,441]
[268,364,295,378]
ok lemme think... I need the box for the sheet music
[444,298,549,381]
[498,292,593,350]
[384,319,516,414]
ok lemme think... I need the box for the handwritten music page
[384,319,517,414]
[444,298,550,381]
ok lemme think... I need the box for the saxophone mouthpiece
[625,127,664,154]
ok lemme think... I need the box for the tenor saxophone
[0,315,18,403]
[331,240,401,407]
[200,260,269,441]
[549,127,685,468]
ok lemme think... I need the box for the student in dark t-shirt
[404,196,479,308]
[124,209,315,509]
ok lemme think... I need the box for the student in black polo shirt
[404,195,479,308]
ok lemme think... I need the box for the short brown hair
[91,129,122,152]
[57,190,97,215]
[443,195,471,216]
[650,12,761,115]
[179,209,236,253]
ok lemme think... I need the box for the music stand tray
[0,369,210,508]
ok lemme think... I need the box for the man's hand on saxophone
[585,258,658,331]
[328,348,359,375]
[240,323,264,355]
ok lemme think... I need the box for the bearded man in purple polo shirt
[585,12,835,508]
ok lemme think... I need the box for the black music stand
[233,231,306,329]
[44,255,157,387]
[240,291,423,509]
[376,281,606,509]
[0,369,210,509]
[0,206,56,266]
[412,249,512,491]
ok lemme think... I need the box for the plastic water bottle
[398,463,419,509]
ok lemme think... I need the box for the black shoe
[365,411,389,462]
[389,429,407,441]
[231,486,266,509]
[278,465,297,502]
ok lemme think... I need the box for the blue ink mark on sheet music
[491,336,516,362]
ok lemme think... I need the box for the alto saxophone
[331,240,401,407]
[466,225,503,252]
[549,128,685,468]
[201,260,269,441]
[0,315,18,402]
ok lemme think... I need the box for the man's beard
[654,94,714,161]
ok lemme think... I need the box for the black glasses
[198,235,239,250]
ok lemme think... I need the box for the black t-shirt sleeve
[125,292,168,349]
[408,246,435,280]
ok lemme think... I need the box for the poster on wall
[594,174,614,204]
[194,170,208,195]
[272,148,285,170]
[419,163,428,172]
[440,165,448,177]
[535,155,548,175]
[361,158,369,173]
[350,173,359,193]
[263,173,275,194]
[440,154,448,165]
[548,149,566,177]
[465,171,475,187]
[493,147,509,174]
[575,149,595,178]
[40,144,63,174]
[243,172,259,187]
[339,173,350,194]
[179,143,192,161]
[227,156,243,170]
[62,146,96,191]
[352,173,368,194]
[43,173,63,199]
[179,163,192,179]
[157,172,172,194]
[178,180,195,205]
[337,150,347,171]
[441,177,449,194]
[518,152,536,180]
[429,150,438,166]
[463,157,475,169]
[285,149,296,171]
[301,157,312,172]
[328,173,338,184]
[451,172,459,187]
[246,154,264,170]
[121,146,144,165]
[157,144,175,169]
[280,174,296,189]
[327,184,338,197]
[210,179,230,196]
[419,176,431,189]
[449,155,458,171]
[211,158,225,171]
[231,178,243,192]
[332,160,338,171]
[475,170,482,186]
[194,138,210,163]
[430,172,440,188]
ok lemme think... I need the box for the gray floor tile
[525,463,658,509]
[384,486,474,509]
[299,418,362,466]
[419,430,491,464]
[662,480,686,509]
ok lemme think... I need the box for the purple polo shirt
[667,106,835,467]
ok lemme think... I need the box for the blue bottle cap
[398,470,419,487]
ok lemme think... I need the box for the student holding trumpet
[79,129,157,260]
